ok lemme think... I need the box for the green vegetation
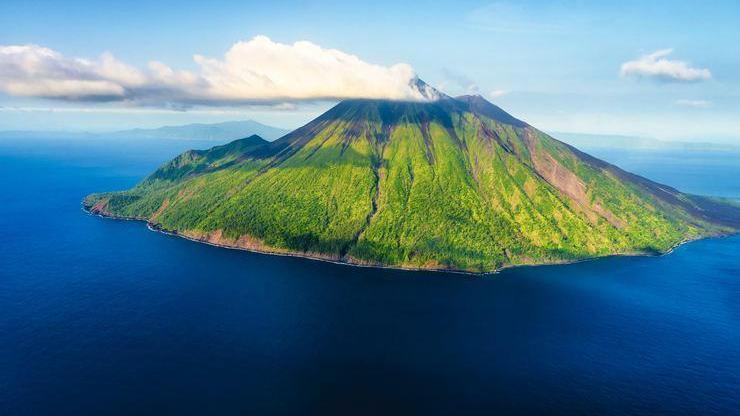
[84,96,740,272]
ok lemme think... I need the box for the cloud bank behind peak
[0,36,436,107]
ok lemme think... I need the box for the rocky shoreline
[82,202,728,276]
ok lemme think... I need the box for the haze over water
[1,137,739,415]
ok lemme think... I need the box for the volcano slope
[85,95,740,273]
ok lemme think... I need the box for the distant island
[552,132,740,152]
[0,120,289,142]
[84,86,740,273]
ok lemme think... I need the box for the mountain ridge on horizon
[0,119,289,141]
[84,92,740,273]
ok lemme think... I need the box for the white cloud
[675,99,712,108]
[0,105,295,114]
[0,45,129,99]
[0,36,437,106]
[620,49,711,82]
[489,89,508,99]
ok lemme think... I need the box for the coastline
[81,203,733,276]
[82,204,484,276]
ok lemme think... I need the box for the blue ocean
[1,138,739,415]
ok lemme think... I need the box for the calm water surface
[1,138,739,415]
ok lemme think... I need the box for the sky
[1,0,739,143]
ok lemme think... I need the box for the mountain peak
[241,134,267,142]
[410,78,447,101]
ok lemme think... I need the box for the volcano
[85,91,740,272]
